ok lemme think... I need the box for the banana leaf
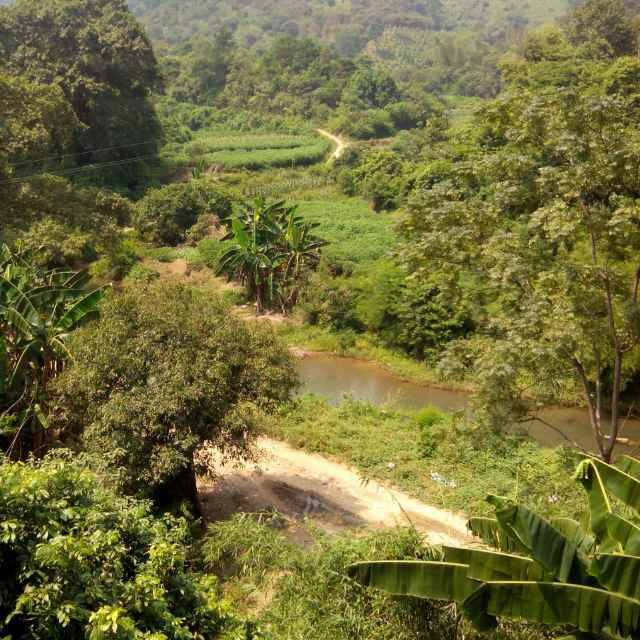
[463,581,640,638]
[593,554,640,600]
[467,516,526,553]
[575,459,618,547]
[607,515,640,555]
[579,457,640,515]
[443,546,546,582]
[617,457,640,482]
[551,518,597,557]
[56,289,105,332]
[488,495,590,583]
[348,561,479,603]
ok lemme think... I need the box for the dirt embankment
[200,437,471,546]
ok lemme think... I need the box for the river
[296,353,640,452]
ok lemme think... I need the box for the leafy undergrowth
[265,395,584,520]
[205,514,558,640]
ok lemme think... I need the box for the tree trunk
[155,459,201,517]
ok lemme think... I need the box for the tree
[0,245,105,459]
[402,83,640,462]
[218,198,326,314]
[52,282,298,513]
[350,454,640,639]
[565,0,636,56]
[133,180,233,246]
[0,0,162,189]
[170,29,235,104]
[0,452,250,639]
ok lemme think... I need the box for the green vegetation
[218,198,326,313]
[165,132,331,170]
[0,245,105,458]
[204,517,456,640]
[265,396,582,519]
[6,0,640,638]
[0,453,250,639]
[53,281,297,513]
[0,0,161,191]
[351,455,640,638]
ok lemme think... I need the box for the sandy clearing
[200,437,471,546]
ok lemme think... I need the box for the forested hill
[127,0,571,51]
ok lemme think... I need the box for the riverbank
[264,395,584,520]
[277,322,474,391]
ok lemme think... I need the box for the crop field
[164,131,331,170]
[295,196,399,271]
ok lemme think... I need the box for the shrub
[125,262,161,282]
[416,405,451,458]
[133,180,232,246]
[0,453,242,640]
[198,238,231,270]
[204,515,452,640]
[385,279,474,360]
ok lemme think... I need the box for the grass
[295,194,399,272]
[265,395,584,520]
[204,141,330,169]
[204,517,456,640]
[164,131,331,170]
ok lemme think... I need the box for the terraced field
[165,131,331,170]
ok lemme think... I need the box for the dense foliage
[218,198,326,313]
[0,246,104,459]
[0,0,162,190]
[133,180,233,246]
[352,455,640,638]
[53,282,298,512]
[0,453,246,639]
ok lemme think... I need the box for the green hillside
[128,0,571,51]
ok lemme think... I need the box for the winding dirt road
[317,129,348,162]
[200,437,471,546]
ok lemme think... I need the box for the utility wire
[0,152,161,185]
[7,139,160,169]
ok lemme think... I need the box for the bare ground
[317,129,348,162]
[199,437,471,546]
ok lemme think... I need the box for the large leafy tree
[0,0,162,189]
[565,0,637,56]
[351,454,640,639]
[53,281,298,513]
[403,76,640,461]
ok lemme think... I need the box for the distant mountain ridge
[127,0,572,52]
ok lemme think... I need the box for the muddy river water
[296,353,640,452]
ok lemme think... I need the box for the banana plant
[218,197,325,314]
[0,244,106,457]
[349,454,640,640]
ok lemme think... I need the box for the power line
[0,152,161,185]
[8,140,161,169]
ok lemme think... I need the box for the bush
[204,515,451,640]
[53,282,298,513]
[198,238,231,270]
[0,453,242,640]
[133,180,232,246]
[385,279,474,360]
[416,405,451,458]
[125,262,161,282]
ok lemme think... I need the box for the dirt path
[200,437,471,546]
[317,129,348,162]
